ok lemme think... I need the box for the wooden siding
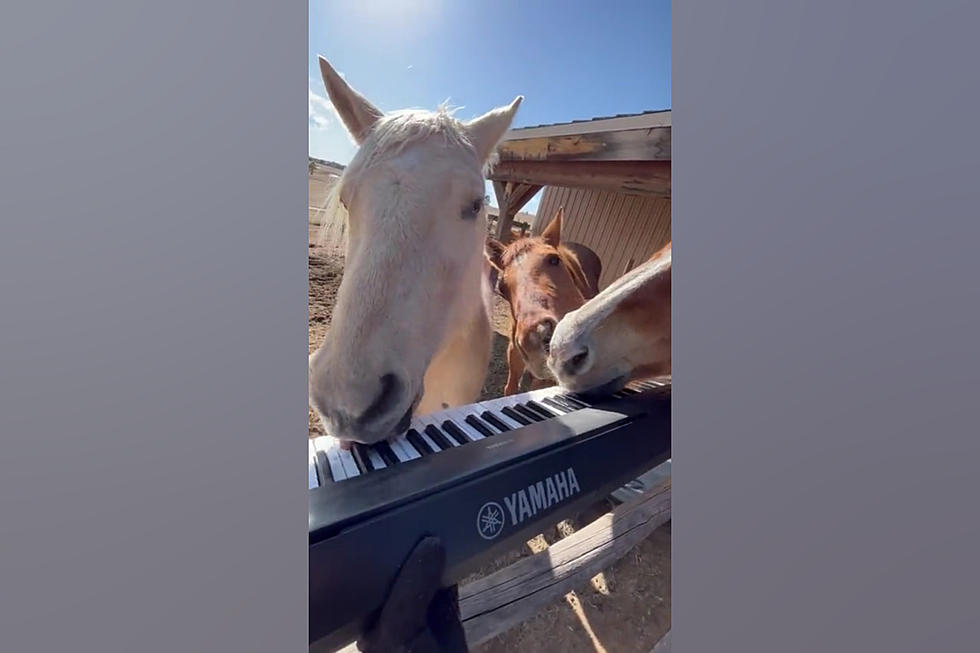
[534,186,670,289]
[308,167,342,225]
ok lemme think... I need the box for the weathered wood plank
[459,479,671,646]
[499,126,671,163]
[489,160,670,198]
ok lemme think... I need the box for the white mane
[316,103,500,254]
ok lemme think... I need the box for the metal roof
[504,109,671,140]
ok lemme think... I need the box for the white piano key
[390,431,422,461]
[314,436,347,482]
[308,440,319,489]
[385,430,418,461]
[336,444,360,477]
[367,448,387,470]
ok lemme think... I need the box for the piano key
[479,410,512,432]
[472,397,523,430]
[465,414,497,437]
[511,404,544,423]
[441,420,473,445]
[542,396,575,413]
[373,441,400,467]
[405,428,434,455]
[435,404,487,441]
[350,443,374,473]
[559,394,590,409]
[416,425,444,452]
[525,400,558,418]
[314,436,348,482]
[389,433,422,462]
[308,440,319,489]
[444,416,485,442]
[336,446,360,478]
[423,423,455,450]
[315,451,332,484]
[366,447,387,470]
[483,395,526,430]
[500,405,531,425]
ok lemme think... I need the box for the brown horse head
[486,207,602,385]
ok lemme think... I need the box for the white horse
[547,242,671,394]
[308,56,522,445]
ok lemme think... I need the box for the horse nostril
[564,346,590,377]
[358,373,403,425]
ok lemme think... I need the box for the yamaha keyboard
[309,378,671,652]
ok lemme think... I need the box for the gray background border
[674,1,979,651]
[1,2,308,651]
[2,1,979,651]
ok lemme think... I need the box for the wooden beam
[492,181,513,240]
[509,183,542,214]
[459,478,671,647]
[499,126,671,163]
[489,160,670,198]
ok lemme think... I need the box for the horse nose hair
[356,373,404,425]
[562,345,591,377]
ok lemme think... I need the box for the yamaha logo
[476,501,505,540]
[475,467,581,540]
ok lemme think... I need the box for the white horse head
[309,57,522,445]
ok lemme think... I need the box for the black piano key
[500,405,531,425]
[424,424,454,450]
[350,444,374,473]
[524,400,557,418]
[479,411,512,432]
[545,395,578,412]
[619,387,640,395]
[441,420,472,445]
[405,429,433,455]
[373,441,400,467]
[465,414,497,437]
[559,394,590,409]
[315,451,333,484]
[542,396,574,413]
[512,403,545,422]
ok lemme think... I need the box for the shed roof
[504,109,671,140]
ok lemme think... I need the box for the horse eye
[547,254,561,266]
[462,198,484,220]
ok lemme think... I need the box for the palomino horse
[486,207,602,394]
[546,241,671,394]
[308,56,523,445]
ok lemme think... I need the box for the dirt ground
[308,229,670,652]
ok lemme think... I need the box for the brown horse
[546,241,670,394]
[485,207,602,394]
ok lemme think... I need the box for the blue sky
[309,0,670,216]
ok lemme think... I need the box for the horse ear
[484,238,506,272]
[318,56,383,145]
[466,96,523,162]
[541,206,563,247]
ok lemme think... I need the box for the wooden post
[492,181,541,242]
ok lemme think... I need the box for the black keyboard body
[308,383,670,651]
